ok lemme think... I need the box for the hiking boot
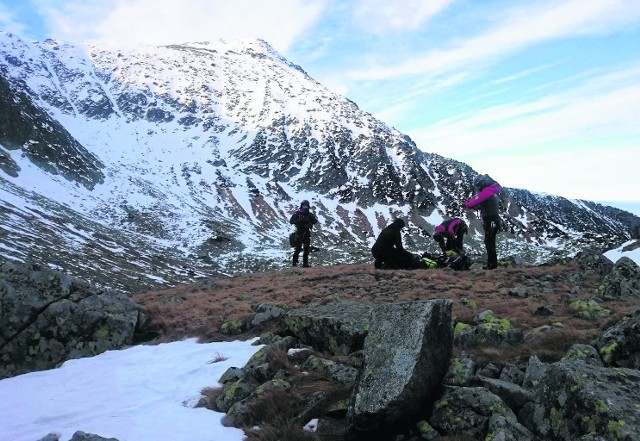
[482,266,497,270]
[302,264,311,268]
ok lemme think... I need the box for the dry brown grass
[244,416,320,441]
[133,262,639,363]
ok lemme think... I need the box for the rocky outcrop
[521,357,640,440]
[282,302,373,356]
[208,290,640,440]
[347,299,452,439]
[593,308,640,369]
[602,256,640,298]
[455,310,523,349]
[0,261,144,379]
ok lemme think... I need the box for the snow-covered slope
[1,31,638,291]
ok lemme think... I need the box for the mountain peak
[0,32,638,292]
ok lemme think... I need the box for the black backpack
[289,232,300,248]
[447,254,472,271]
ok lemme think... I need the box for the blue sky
[1,0,639,215]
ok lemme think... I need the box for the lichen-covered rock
[214,379,255,412]
[283,301,372,356]
[477,377,534,413]
[592,308,640,369]
[455,310,523,349]
[575,251,614,277]
[521,360,640,440]
[486,413,535,441]
[561,343,603,366]
[568,299,610,320]
[602,257,640,298]
[300,355,358,384]
[347,299,452,438]
[429,386,517,439]
[499,363,525,386]
[443,354,476,386]
[521,355,548,390]
[0,261,141,379]
[415,420,440,440]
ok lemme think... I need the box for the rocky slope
[132,252,640,441]
[1,31,638,293]
[3,239,640,439]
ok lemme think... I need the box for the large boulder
[520,359,640,440]
[0,261,142,379]
[602,256,640,298]
[592,308,640,369]
[282,301,372,356]
[347,299,453,439]
[575,250,614,277]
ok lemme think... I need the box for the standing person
[433,218,468,255]
[464,174,502,270]
[290,200,318,267]
[371,218,416,269]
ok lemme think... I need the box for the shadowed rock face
[0,75,104,190]
[0,261,142,380]
[347,299,453,438]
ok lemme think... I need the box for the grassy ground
[133,261,638,364]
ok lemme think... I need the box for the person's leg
[292,245,301,266]
[483,217,499,269]
[454,233,464,252]
[399,249,418,269]
[302,232,311,267]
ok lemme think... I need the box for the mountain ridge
[0,31,638,292]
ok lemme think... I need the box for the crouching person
[433,218,468,256]
[371,219,416,269]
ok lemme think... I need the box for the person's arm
[436,237,447,253]
[394,230,404,251]
[290,213,299,225]
[464,184,500,208]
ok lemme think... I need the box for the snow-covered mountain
[1,31,638,292]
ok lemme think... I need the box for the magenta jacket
[464,183,501,217]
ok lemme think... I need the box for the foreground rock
[347,299,453,439]
[0,261,145,379]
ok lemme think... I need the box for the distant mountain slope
[0,31,638,291]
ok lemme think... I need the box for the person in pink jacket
[464,174,502,269]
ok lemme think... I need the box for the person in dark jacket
[433,218,468,255]
[371,218,416,269]
[464,174,502,270]
[289,200,318,267]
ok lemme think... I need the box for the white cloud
[406,65,640,202]
[346,0,640,81]
[351,0,455,34]
[465,144,640,203]
[411,69,640,157]
[0,4,28,36]
[34,0,328,52]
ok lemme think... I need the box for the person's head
[473,174,495,190]
[390,218,405,230]
[300,200,310,211]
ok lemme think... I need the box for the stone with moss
[569,299,610,320]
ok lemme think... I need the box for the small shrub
[241,388,305,427]
[207,352,228,363]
